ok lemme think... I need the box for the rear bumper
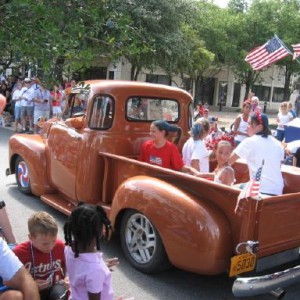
[232,264,300,297]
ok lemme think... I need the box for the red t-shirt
[139,140,184,171]
[13,239,65,284]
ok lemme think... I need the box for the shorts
[34,110,50,124]
[52,106,62,115]
[21,106,34,118]
[14,106,21,121]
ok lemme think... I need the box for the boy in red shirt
[13,211,68,300]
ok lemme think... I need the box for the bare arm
[233,116,241,135]
[228,152,240,166]
[190,159,200,171]
[0,207,16,244]
[6,266,40,300]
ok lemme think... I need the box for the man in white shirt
[20,78,37,133]
[12,82,23,132]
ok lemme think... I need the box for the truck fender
[8,135,54,196]
[110,175,232,275]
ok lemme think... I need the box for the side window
[126,97,179,122]
[89,95,114,129]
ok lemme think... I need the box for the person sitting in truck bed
[229,112,284,196]
[138,120,201,176]
[182,117,210,173]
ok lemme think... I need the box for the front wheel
[120,209,170,273]
[15,156,32,195]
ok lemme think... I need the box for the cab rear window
[126,97,179,122]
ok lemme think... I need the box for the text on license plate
[229,252,256,277]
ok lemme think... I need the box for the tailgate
[257,193,300,257]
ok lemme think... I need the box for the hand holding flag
[234,160,264,213]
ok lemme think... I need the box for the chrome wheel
[124,212,157,264]
[120,209,170,273]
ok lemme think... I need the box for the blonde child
[13,211,69,300]
[213,140,235,186]
[276,101,293,141]
[182,117,210,172]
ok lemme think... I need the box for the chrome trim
[232,264,300,297]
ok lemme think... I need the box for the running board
[40,194,76,215]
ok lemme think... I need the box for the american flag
[235,160,264,213]
[245,35,291,71]
[292,43,300,60]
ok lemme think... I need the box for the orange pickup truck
[6,80,300,297]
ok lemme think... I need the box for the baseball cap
[24,77,32,83]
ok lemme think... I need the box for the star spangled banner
[245,35,291,71]
[234,160,264,213]
[292,43,300,60]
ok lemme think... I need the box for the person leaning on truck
[229,112,284,196]
[139,120,201,176]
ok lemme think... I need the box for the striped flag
[245,35,291,71]
[235,160,264,213]
[292,43,300,60]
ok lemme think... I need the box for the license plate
[229,252,256,277]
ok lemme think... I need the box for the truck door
[47,122,82,201]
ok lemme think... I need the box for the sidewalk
[208,107,277,130]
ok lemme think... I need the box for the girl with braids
[182,117,210,173]
[139,120,201,176]
[229,113,284,196]
[64,203,114,300]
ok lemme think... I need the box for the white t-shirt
[234,134,284,195]
[0,238,22,281]
[12,89,23,108]
[277,112,293,130]
[20,86,37,107]
[182,137,210,172]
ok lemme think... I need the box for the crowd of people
[139,95,300,193]
[0,76,77,133]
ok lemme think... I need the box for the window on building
[146,74,171,85]
[126,97,179,122]
[89,95,114,129]
[251,85,271,102]
[272,87,285,103]
[108,71,114,79]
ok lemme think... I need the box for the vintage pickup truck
[6,80,300,297]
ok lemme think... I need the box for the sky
[213,0,229,8]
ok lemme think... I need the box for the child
[213,140,235,186]
[276,101,293,141]
[63,202,114,300]
[182,118,210,173]
[233,100,251,146]
[139,120,201,176]
[13,211,68,300]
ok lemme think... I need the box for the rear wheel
[15,156,32,195]
[120,209,170,273]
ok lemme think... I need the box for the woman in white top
[276,101,293,142]
[233,100,251,146]
[229,113,284,196]
[182,118,210,172]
